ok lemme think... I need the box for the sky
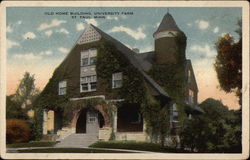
[6,7,242,110]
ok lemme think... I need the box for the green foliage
[145,32,188,144]
[14,72,40,109]
[32,107,45,140]
[33,40,147,140]
[141,92,170,146]
[214,19,242,105]
[6,119,31,144]
[96,41,146,103]
[180,98,241,153]
[149,63,185,101]
[6,96,28,120]
[6,72,40,120]
[175,31,187,63]
[6,72,40,141]
[148,57,186,132]
[109,130,116,141]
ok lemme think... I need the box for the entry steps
[55,133,98,148]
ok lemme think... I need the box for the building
[36,12,204,147]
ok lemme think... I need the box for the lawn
[7,141,58,148]
[90,141,190,153]
[17,148,133,153]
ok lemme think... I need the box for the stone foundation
[56,127,75,141]
[99,127,112,141]
[42,134,59,141]
[115,132,149,141]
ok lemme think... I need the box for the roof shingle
[154,13,180,36]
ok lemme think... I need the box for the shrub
[6,119,31,144]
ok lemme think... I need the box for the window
[58,80,67,95]
[89,57,96,65]
[169,104,179,129]
[188,114,192,120]
[188,89,194,104]
[82,58,89,66]
[131,113,141,124]
[88,111,97,122]
[80,75,97,92]
[188,70,191,83]
[112,72,122,88]
[171,104,178,122]
[81,48,97,66]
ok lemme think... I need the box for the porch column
[113,105,118,133]
[143,119,147,133]
[43,109,48,135]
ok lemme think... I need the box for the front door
[86,109,99,135]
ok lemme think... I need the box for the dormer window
[58,80,67,95]
[112,72,122,88]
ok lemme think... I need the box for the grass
[17,148,133,153]
[90,141,191,153]
[7,141,58,148]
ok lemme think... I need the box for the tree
[13,72,40,109]
[6,72,40,119]
[214,19,242,105]
[6,95,27,119]
[180,98,241,153]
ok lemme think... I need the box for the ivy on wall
[96,41,146,103]
[33,40,146,140]
[33,31,187,144]
[147,32,188,130]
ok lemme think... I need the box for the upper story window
[188,89,194,104]
[188,70,191,83]
[80,75,97,92]
[58,80,67,95]
[81,48,97,66]
[112,72,122,89]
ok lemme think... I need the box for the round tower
[153,13,186,64]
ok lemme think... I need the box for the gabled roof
[134,51,154,72]
[90,24,170,99]
[185,59,198,91]
[154,13,180,36]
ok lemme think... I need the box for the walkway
[6,146,155,153]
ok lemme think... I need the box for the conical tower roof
[154,13,180,36]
